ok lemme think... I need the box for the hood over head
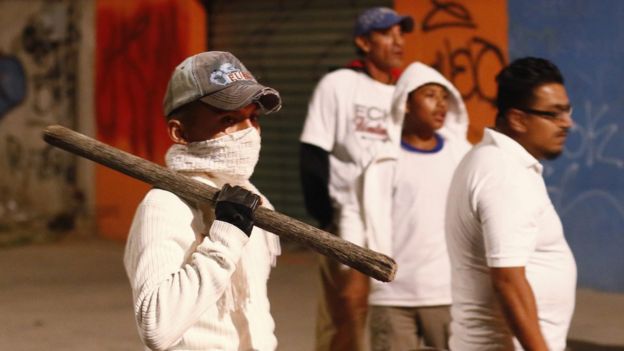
[391,62,469,141]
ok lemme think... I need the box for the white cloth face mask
[165,127,261,181]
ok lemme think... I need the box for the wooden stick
[42,125,396,282]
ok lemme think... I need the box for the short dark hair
[495,57,564,124]
[167,100,201,123]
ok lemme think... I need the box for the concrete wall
[93,0,207,240]
[0,0,208,245]
[508,0,624,292]
[0,0,94,244]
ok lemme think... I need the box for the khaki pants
[368,305,451,351]
[315,254,370,351]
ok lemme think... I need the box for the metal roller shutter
[208,0,391,224]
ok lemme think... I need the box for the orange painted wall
[395,0,508,143]
[95,0,207,240]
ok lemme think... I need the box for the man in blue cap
[299,7,414,351]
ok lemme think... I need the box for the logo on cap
[210,63,254,86]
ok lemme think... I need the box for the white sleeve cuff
[487,256,529,267]
[206,220,249,258]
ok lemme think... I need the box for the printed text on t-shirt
[353,104,389,140]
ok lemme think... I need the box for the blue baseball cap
[353,7,414,37]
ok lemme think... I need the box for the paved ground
[0,237,623,350]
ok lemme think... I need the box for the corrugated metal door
[209,0,391,224]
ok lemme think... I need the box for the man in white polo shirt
[445,57,576,351]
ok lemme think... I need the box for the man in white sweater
[124,51,282,351]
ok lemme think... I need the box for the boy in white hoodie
[367,62,471,351]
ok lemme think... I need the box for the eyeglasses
[516,106,573,121]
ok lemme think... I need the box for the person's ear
[167,119,188,145]
[354,35,371,54]
[507,109,528,134]
[404,91,416,115]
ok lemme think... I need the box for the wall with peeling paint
[94,0,207,240]
[0,0,94,244]
[507,0,624,292]
[0,0,206,244]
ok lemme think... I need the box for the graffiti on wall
[22,5,80,126]
[397,0,509,143]
[96,0,207,161]
[0,1,82,240]
[544,98,624,291]
[546,98,624,290]
[506,0,624,292]
[4,135,75,181]
[547,99,624,214]
[399,0,624,292]
[95,0,206,239]
[0,55,26,119]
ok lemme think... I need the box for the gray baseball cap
[163,51,282,117]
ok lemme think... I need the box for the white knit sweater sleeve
[123,189,248,350]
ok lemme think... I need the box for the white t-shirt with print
[445,128,577,351]
[300,68,396,245]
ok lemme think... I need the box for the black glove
[215,184,261,236]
